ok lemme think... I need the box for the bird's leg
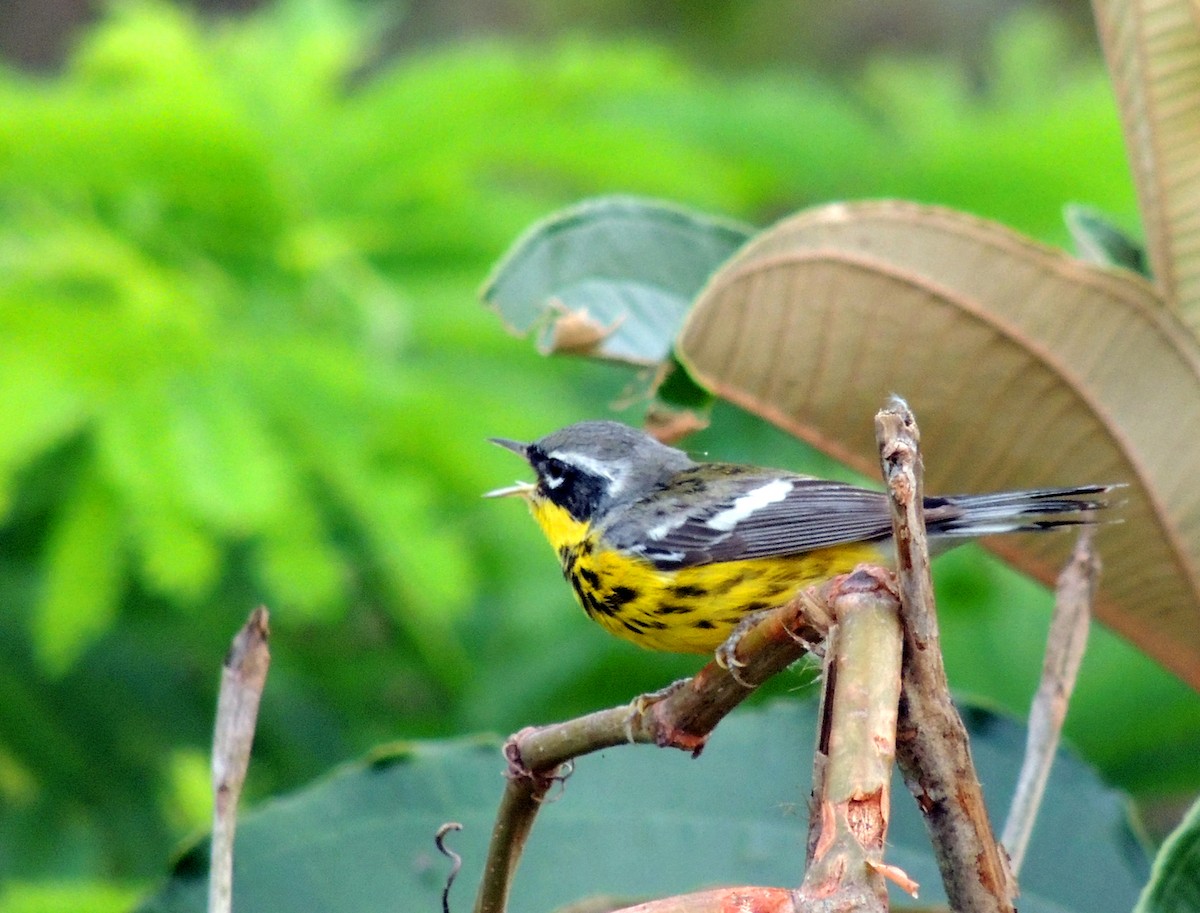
[714,606,785,688]
[623,677,692,743]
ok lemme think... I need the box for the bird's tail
[924,484,1120,539]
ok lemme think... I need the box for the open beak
[485,437,535,498]
[484,481,536,499]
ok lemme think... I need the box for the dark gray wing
[601,466,894,569]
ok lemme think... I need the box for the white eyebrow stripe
[705,479,793,532]
[546,448,626,494]
[546,450,615,479]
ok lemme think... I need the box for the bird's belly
[565,542,886,654]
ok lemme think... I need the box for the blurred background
[0,0,1194,910]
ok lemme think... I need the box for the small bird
[487,420,1112,655]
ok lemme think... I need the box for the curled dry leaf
[868,861,920,899]
[541,302,623,356]
[676,201,1200,688]
[641,405,711,446]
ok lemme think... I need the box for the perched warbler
[487,420,1112,654]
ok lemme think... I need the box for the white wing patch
[630,544,686,563]
[705,478,793,532]
[647,515,687,540]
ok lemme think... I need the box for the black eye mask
[527,445,612,524]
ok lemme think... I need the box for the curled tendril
[435,822,463,913]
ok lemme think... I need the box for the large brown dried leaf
[677,201,1200,688]
[1091,0,1200,324]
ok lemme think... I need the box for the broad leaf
[1065,203,1149,275]
[34,464,126,675]
[136,702,1145,913]
[1136,794,1200,913]
[677,201,1200,689]
[482,195,751,365]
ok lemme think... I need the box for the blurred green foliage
[0,0,1192,906]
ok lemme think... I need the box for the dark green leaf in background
[1064,203,1149,276]
[1136,795,1200,913]
[137,702,1146,913]
[35,464,126,675]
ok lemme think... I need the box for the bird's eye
[542,458,568,490]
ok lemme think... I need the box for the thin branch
[473,745,561,913]
[875,398,1016,913]
[209,606,271,913]
[1002,527,1099,874]
[472,587,834,913]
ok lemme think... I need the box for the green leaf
[94,378,222,601]
[0,880,143,913]
[356,477,476,666]
[126,506,220,604]
[654,353,715,412]
[253,500,345,620]
[164,375,296,534]
[136,702,1145,913]
[34,462,126,675]
[1136,795,1200,913]
[1064,203,1149,276]
[482,195,752,365]
[0,353,87,519]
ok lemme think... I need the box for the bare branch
[875,398,1016,913]
[472,588,834,913]
[1002,527,1099,873]
[209,606,271,913]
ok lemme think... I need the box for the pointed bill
[486,437,533,497]
[488,437,529,456]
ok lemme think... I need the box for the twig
[209,606,271,913]
[797,567,911,911]
[473,754,553,913]
[1001,527,1099,874]
[875,398,1016,913]
[472,587,834,913]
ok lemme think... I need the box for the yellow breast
[526,497,885,654]
[528,497,591,555]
